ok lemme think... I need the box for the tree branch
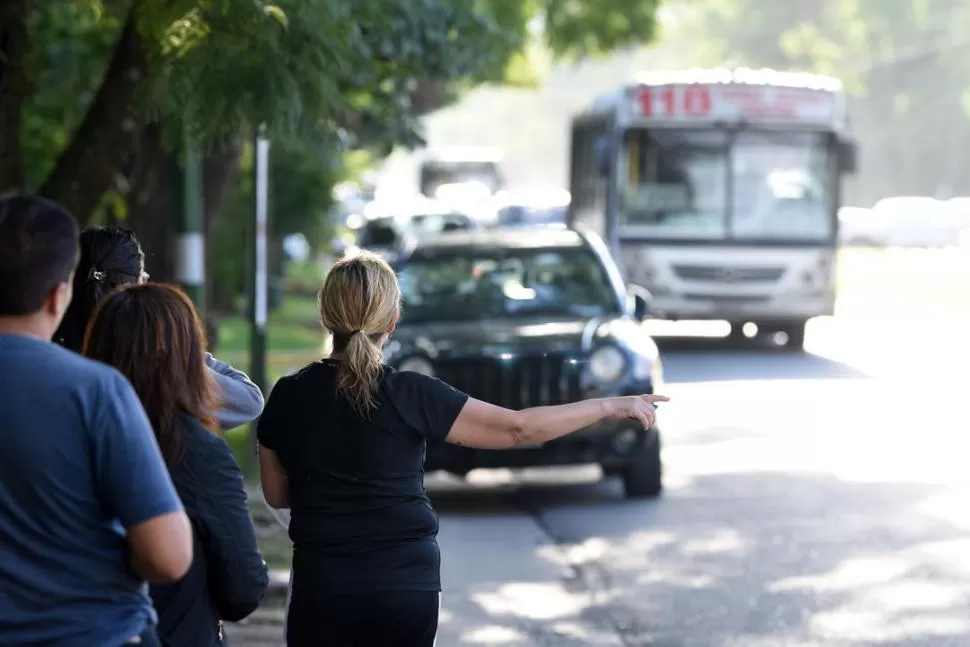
[38,9,146,222]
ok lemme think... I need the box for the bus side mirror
[594,136,613,177]
[839,139,858,175]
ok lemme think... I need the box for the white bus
[568,67,858,349]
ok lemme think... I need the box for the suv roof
[410,226,583,252]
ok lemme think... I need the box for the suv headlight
[589,346,626,383]
[398,356,435,376]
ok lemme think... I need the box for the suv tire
[621,429,663,499]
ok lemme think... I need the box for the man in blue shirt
[0,195,193,646]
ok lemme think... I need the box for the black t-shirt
[256,360,468,593]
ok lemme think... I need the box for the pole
[177,134,206,314]
[250,127,270,393]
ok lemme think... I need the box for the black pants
[286,590,439,647]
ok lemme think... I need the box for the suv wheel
[621,429,663,499]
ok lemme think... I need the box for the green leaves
[18,0,670,227]
[131,0,522,152]
[20,1,121,188]
[543,0,661,60]
[23,0,670,175]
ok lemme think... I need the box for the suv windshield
[617,128,834,241]
[397,247,620,324]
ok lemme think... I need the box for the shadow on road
[655,336,870,383]
[430,468,970,646]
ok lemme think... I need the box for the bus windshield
[617,129,834,241]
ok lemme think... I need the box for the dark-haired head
[55,226,147,352]
[0,194,80,339]
[83,283,218,465]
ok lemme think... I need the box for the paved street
[230,306,970,646]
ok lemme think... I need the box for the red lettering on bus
[635,86,712,117]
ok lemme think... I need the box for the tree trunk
[203,141,242,313]
[202,140,243,342]
[39,10,146,223]
[127,124,179,281]
[0,0,28,193]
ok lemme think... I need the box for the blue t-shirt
[0,333,184,646]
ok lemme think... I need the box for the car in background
[943,198,970,246]
[838,206,881,247]
[492,186,571,228]
[418,147,504,198]
[384,227,665,498]
[349,196,478,262]
[354,215,412,263]
[867,196,958,247]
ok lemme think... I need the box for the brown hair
[83,283,219,465]
[318,252,400,417]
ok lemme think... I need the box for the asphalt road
[431,312,970,647]
[228,307,970,646]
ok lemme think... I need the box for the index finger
[642,394,670,403]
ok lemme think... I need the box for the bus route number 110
[635,86,713,118]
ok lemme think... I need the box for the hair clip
[87,268,106,283]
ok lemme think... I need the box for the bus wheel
[778,321,807,351]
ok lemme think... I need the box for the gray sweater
[205,353,265,430]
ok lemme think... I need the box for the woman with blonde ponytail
[257,251,668,647]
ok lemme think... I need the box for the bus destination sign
[631,84,838,123]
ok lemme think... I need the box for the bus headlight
[399,356,435,376]
[589,346,626,383]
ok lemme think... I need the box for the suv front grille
[434,353,583,409]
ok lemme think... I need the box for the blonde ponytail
[318,252,401,418]
[336,331,384,418]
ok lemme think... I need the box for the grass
[216,295,324,357]
[283,259,329,291]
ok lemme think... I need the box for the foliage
[667,0,970,203]
[20,2,119,189]
[12,0,670,309]
[17,0,668,195]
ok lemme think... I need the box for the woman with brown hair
[84,283,269,647]
[257,251,668,647]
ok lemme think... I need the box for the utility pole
[177,133,206,316]
[250,127,270,393]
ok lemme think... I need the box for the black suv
[385,226,665,498]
